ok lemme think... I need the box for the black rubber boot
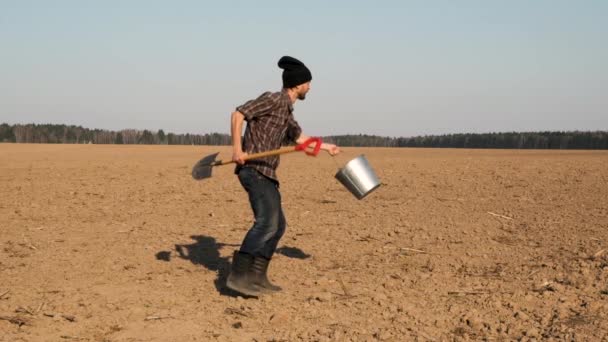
[226,251,261,297]
[251,256,282,293]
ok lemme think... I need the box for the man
[227,56,340,296]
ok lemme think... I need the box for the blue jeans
[237,167,286,259]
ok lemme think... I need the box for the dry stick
[448,291,489,296]
[358,235,380,242]
[593,249,606,259]
[400,247,426,254]
[61,314,76,322]
[22,234,37,250]
[0,290,10,299]
[144,315,173,321]
[532,281,557,293]
[448,290,514,296]
[337,276,352,298]
[487,211,513,220]
[0,315,29,326]
[35,302,45,315]
[224,308,251,318]
[16,306,35,315]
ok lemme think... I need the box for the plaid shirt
[235,90,302,182]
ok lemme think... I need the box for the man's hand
[324,143,340,156]
[296,134,340,156]
[232,150,248,165]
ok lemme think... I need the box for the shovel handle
[215,146,298,166]
[243,146,298,160]
[217,138,323,166]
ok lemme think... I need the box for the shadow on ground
[155,234,310,297]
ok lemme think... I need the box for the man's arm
[296,133,341,156]
[232,92,279,165]
[231,111,247,164]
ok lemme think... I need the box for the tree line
[0,123,230,145]
[325,131,608,149]
[1,123,607,149]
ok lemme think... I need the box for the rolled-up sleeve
[236,92,277,121]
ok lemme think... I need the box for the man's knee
[253,212,281,235]
[275,213,287,237]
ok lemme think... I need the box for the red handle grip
[295,137,323,156]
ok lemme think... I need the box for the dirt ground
[1,144,607,341]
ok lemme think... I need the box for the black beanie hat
[278,56,312,88]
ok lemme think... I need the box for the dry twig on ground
[337,276,355,298]
[487,211,513,220]
[0,315,30,326]
[400,247,427,253]
[15,306,35,315]
[35,302,45,314]
[144,315,173,321]
[61,314,76,322]
[224,307,251,318]
[448,291,490,296]
[448,290,514,296]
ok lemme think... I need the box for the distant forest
[1,123,607,149]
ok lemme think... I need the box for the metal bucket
[335,155,381,200]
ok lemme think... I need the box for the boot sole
[258,288,281,294]
[258,284,282,293]
[226,278,262,297]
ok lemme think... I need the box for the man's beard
[298,92,307,100]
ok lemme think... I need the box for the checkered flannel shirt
[235,90,302,182]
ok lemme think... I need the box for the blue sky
[1,0,606,137]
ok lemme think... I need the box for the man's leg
[249,206,285,292]
[226,168,281,296]
[238,169,282,257]
[262,207,286,259]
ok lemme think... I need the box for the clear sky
[1,0,606,137]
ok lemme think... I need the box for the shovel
[192,138,322,180]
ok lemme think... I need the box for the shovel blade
[191,152,219,180]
